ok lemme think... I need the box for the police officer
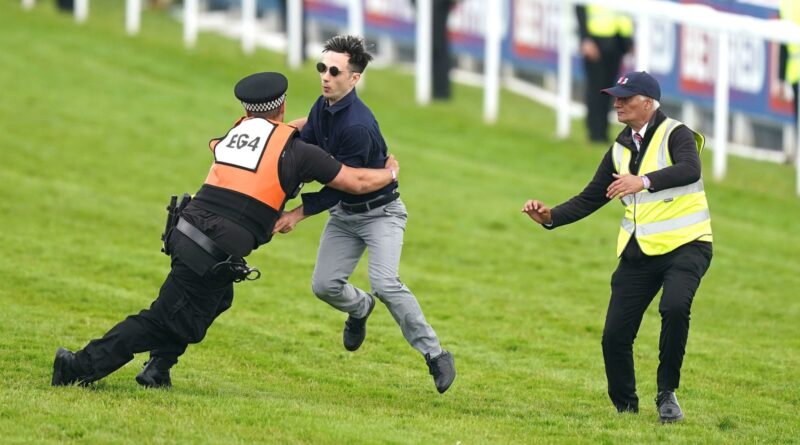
[278,35,456,394]
[576,5,634,143]
[51,72,401,388]
[522,72,713,423]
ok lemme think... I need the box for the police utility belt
[161,194,260,283]
[340,191,399,213]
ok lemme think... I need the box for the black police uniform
[52,73,344,386]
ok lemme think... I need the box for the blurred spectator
[780,0,799,121]
[55,0,73,12]
[576,5,634,143]
[412,0,458,100]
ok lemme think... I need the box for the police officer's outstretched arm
[327,155,399,194]
[272,155,399,235]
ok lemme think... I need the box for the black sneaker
[425,350,456,394]
[343,295,375,351]
[656,390,684,423]
[51,347,88,386]
[135,358,173,388]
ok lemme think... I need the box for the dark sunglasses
[316,62,349,77]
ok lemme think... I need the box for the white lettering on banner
[311,0,348,7]
[449,0,486,36]
[365,0,413,20]
[215,119,275,171]
[681,26,714,88]
[680,26,766,94]
[649,21,675,75]
[729,34,764,93]
[512,0,559,51]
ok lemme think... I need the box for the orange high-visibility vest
[205,117,295,211]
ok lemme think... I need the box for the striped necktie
[633,132,643,149]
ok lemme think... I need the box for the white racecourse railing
[125,0,140,35]
[415,0,433,106]
[20,0,800,195]
[287,0,304,69]
[552,0,800,195]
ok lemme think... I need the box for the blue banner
[301,0,794,123]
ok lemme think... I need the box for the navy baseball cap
[601,71,661,101]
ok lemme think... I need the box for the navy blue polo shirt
[299,88,397,216]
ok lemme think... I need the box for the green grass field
[1,2,798,443]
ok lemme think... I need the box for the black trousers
[74,232,235,382]
[602,241,712,411]
[583,37,627,143]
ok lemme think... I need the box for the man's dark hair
[323,35,374,73]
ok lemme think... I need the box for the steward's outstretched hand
[521,199,552,225]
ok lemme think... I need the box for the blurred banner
[302,0,792,123]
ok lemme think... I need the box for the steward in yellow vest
[522,71,712,424]
[780,0,800,85]
[576,5,634,143]
[780,0,800,120]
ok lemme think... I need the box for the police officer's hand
[273,206,306,234]
[384,154,399,178]
[606,173,645,200]
[521,199,552,225]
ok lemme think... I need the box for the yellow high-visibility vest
[781,0,800,84]
[611,118,713,257]
[586,6,633,38]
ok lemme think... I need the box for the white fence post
[126,0,141,36]
[184,0,198,48]
[415,0,432,105]
[287,0,303,69]
[556,0,572,139]
[74,0,88,23]
[349,0,365,87]
[483,0,502,124]
[242,0,256,54]
[22,0,34,11]
[635,12,650,72]
[713,30,730,181]
[348,0,364,37]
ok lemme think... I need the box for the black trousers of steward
[602,241,712,411]
[583,35,628,142]
[74,214,247,383]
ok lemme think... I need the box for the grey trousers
[311,199,443,357]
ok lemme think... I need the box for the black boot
[51,347,90,386]
[656,390,684,423]
[135,357,173,388]
[343,295,375,351]
[425,350,456,394]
